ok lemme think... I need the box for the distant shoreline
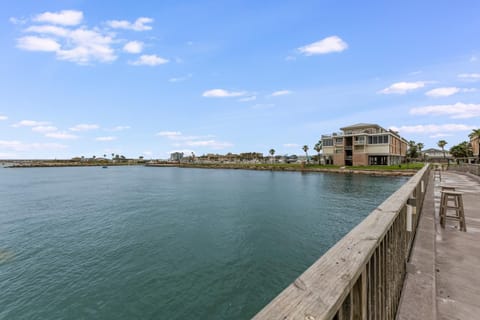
[3,160,420,176]
[146,163,418,176]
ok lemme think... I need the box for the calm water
[0,166,408,319]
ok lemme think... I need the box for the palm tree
[437,140,448,159]
[416,142,424,160]
[269,149,275,164]
[302,145,309,163]
[469,128,480,162]
[314,141,322,165]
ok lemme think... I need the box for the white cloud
[169,74,192,83]
[458,73,480,81]
[283,143,300,148]
[45,131,78,139]
[389,124,476,134]
[410,102,480,119]
[271,90,292,97]
[17,36,60,52]
[0,140,67,151]
[131,54,169,66]
[106,17,153,31]
[34,10,83,26]
[12,120,50,127]
[0,115,7,121]
[56,28,116,64]
[425,87,460,97]
[202,89,247,98]
[429,133,453,138]
[157,131,182,138]
[238,95,256,102]
[184,140,233,149]
[69,124,99,131]
[425,87,476,97]
[298,36,348,56]
[24,25,69,37]
[123,41,143,54]
[379,81,426,94]
[95,136,116,141]
[32,126,58,133]
[107,126,131,131]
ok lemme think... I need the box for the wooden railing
[449,163,480,176]
[254,164,431,320]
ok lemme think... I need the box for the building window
[368,134,389,144]
[323,139,333,146]
[335,138,343,145]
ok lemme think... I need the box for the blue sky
[1,0,479,159]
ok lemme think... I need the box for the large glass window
[368,135,389,144]
[323,139,333,146]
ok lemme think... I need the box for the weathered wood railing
[254,164,431,320]
[449,163,480,176]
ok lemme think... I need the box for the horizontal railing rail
[449,163,480,176]
[254,164,430,320]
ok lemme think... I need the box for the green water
[0,166,408,319]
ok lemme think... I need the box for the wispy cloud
[0,115,8,121]
[106,17,153,31]
[45,131,78,139]
[12,120,50,127]
[158,131,232,150]
[156,131,182,138]
[32,125,58,133]
[17,36,60,52]
[169,74,192,83]
[379,81,427,94]
[131,54,169,66]
[283,143,300,148]
[410,102,480,119]
[202,89,246,98]
[107,125,131,131]
[70,123,99,131]
[458,73,480,81]
[425,87,476,97]
[298,36,348,56]
[95,136,116,141]
[183,140,233,149]
[0,140,67,151]
[425,87,460,97]
[271,90,292,97]
[34,10,83,26]
[389,124,475,134]
[238,95,256,102]
[123,41,143,54]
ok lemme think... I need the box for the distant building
[471,135,480,159]
[321,123,408,166]
[422,148,452,160]
[170,152,184,161]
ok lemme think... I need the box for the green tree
[449,141,473,158]
[437,140,448,159]
[416,142,424,159]
[302,145,309,163]
[269,149,275,164]
[469,128,480,162]
[407,140,418,159]
[314,141,322,165]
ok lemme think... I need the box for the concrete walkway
[398,170,480,320]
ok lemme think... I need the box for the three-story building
[322,123,408,166]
